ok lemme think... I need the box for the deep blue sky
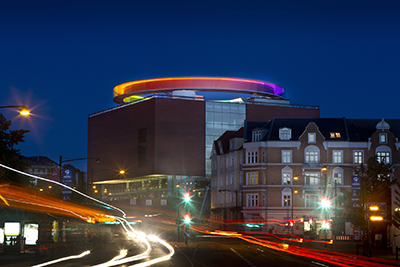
[1,0,399,171]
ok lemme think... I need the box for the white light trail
[0,163,126,217]
[30,250,90,267]
[128,238,175,267]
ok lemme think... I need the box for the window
[220,175,223,186]
[246,172,258,185]
[282,188,292,207]
[380,133,387,144]
[333,150,343,164]
[305,194,318,207]
[281,166,293,185]
[353,151,363,164]
[330,132,341,138]
[279,128,291,140]
[221,158,224,170]
[333,172,343,185]
[263,151,266,163]
[377,151,390,164]
[246,150,258,164]
[305,172,320,185]
[283,194,291,207]
[231,154,234,166]
[305,145,319,164]
[247,194,258,207]
[282,150,292,164]
[252,130,262,142]
[226,157,229,168]
[226,174,229,185]
[230,173,234,185]
[282,172,291,185]
[308,133,316,143]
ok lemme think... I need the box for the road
[3,218,399,267]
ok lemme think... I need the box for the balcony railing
[302,163,323,169]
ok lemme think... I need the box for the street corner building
[210,117,400,240]
[87,77,319,214]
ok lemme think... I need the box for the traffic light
[184,214,191,224]
[321,220,330,229]
[309,218,313,224]
[184,193,190,202]
[289,221,294,227]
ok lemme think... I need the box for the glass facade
[205,101,246,175]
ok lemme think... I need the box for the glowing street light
[321,198,330,209]
[0,105,30,116]
[119,170,125,175]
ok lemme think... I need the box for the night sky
[1,0,399,171]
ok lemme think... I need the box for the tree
[0,113,30,185]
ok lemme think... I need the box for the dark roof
[22,156,58,167]
[214,127,244,155]
[245,118,400,142]
[346,119,400,141]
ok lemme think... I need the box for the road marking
[230,248,256,267]
[312,261,330,267]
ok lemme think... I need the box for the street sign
[351,176,361,208]
[183,230,191,238]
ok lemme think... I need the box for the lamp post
[0,105,30,116]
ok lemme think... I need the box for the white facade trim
[265,141,301,149]
[323,141,368,150]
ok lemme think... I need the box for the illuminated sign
[4,222,20,236]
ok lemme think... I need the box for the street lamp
[291,189,298,234]
[0,105,30,116]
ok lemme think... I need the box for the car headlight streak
[1,164,175,267]
[0,163,126,218]
[31,250,90,267]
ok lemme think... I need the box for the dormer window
[252,130,262,142]
[379,133,387,144]
[330,132,341,138]
[279,128,291,140]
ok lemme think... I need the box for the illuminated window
[246,172,258,185]
[279,128,291,140]
[247,194,259,207]
[308,133,316,143]
[377,151,390,164]
[282,166,293,185]
[330,132,341,138]
[333,150,343,164]
[380,133,387,144]
[305,172,320,185]
[376,146,391,164]
[333,172,343,185]
[305,145,319,164]
[353,151,363,164]
[282,150,292,164]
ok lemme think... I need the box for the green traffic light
[184,193,190,202]
[184,214,191,224]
